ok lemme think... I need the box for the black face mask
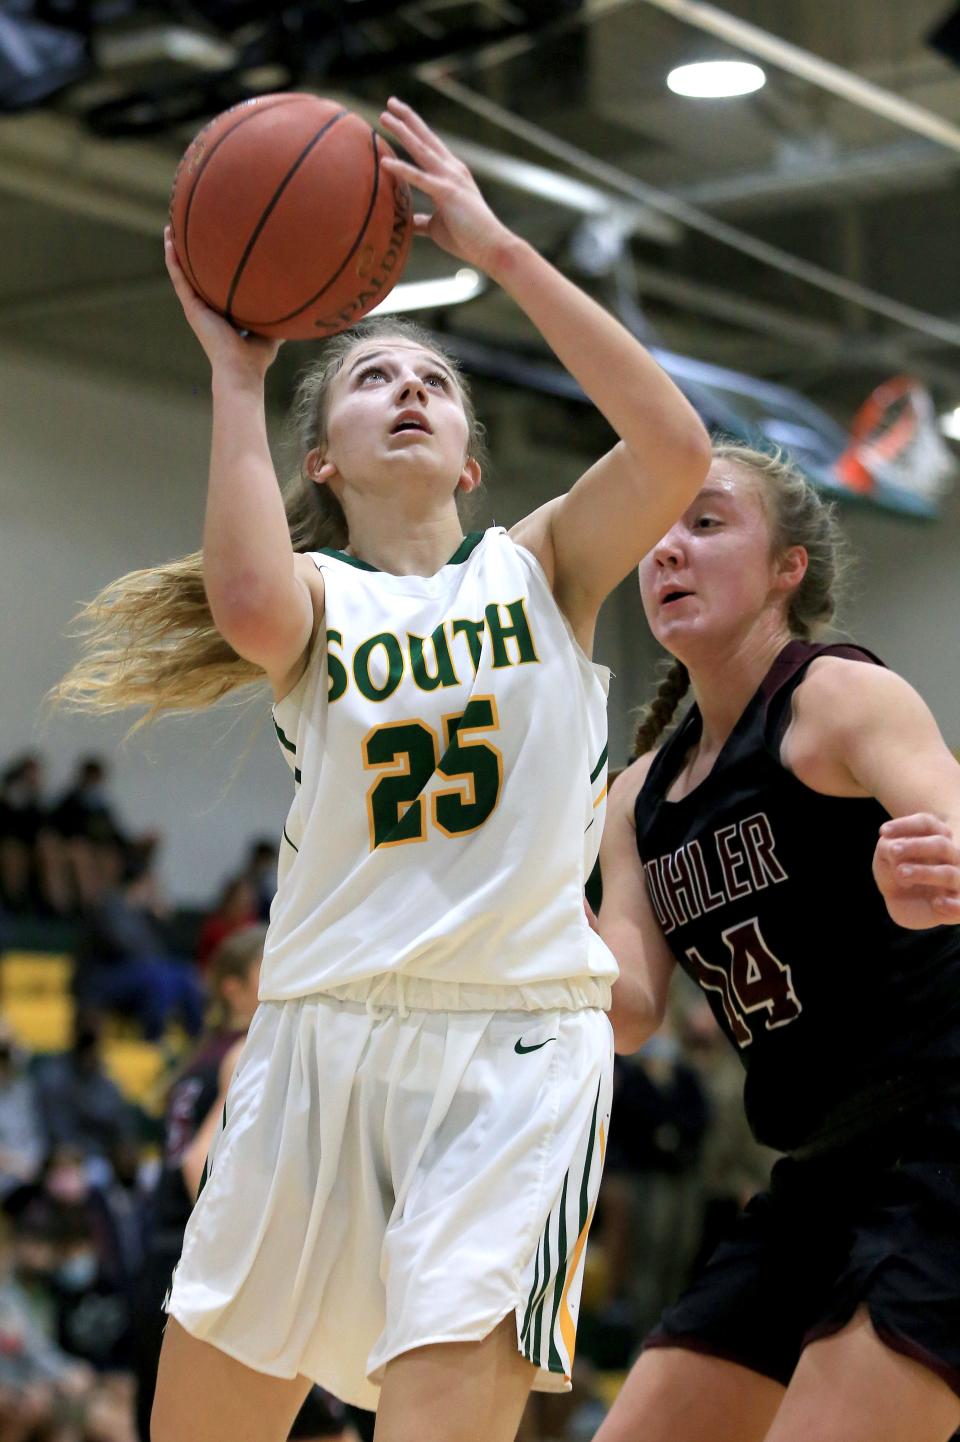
[15,1260,55,1284]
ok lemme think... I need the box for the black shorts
[288,1387,349,1439]
[645,1095,960,1397]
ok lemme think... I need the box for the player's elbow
[207,572,304,669]
[611,1013,659,1056]
[622,414,711,513]
[659,414,712,495]
[608,983,664,1056]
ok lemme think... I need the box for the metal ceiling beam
[637,0,960,156]
[420,71,960,352]
[442,139,678,242]
[96,25,238,71]
[0,94,675,245]
[674,139,959,215]
[628,264,960,392]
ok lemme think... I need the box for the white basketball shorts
[165,986,613,1410]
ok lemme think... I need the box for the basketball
[168,93,413,340]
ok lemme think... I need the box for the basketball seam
[177,94,305,310]
[230,128,388,330]
[224,110,349,325]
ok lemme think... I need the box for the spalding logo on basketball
[169,93,414,340]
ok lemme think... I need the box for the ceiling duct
[79,0,584,137]
[0,4,92,110]
[928,4,960,65]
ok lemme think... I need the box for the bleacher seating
[0,948,170,1108]
[1,950,74,1051]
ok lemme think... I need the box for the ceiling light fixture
[667,60,766,99]
[939,405,960,441]
[370,268,484,316]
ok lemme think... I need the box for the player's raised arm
[786,657,960,930]
[378,97,711,648]
[164,230,322,698]
[598,762,678,1053]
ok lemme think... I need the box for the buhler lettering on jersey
[644,814,802,1046]
[325,598,540,704]
[644,812,787,934]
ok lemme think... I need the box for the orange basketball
[169,93,413,340]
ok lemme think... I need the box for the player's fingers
[164,233,206,310]
[896,862,960,891]
[380,112,442,171]
[889,834,960,866]
[382,109,466,186]
[932,893,960,916]
[384,97,448,159]
[879,813,951,839]
[163,226,191,284]
[163,229,183,281]
[381,156,441,197]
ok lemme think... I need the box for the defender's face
[638,463,778,660]
[322,339,472,496]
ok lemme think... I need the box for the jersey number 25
[362,696,503,850]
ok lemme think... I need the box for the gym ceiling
[2,0,960,429]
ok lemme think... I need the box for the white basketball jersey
[260,527,616,999]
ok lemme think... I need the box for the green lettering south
[354,632,404,702]
[484,599,539,669]
[409,625,459,692]
[327,630,348,702]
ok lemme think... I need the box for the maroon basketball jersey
[634,640,960,1152]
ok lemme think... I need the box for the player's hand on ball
[379,98,513,275]
[873,813,960,929]
[164,227,281,380]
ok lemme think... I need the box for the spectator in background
[3,1142,145,1406]
[50,758,126,913]
[95,1143,148,1309]
[0,755,69,918]
[0,1203,135,1442]
[22,1147,131,1297]
[0,1207,94,1442]
[33,1014,137,1169]
[0,755,45,915]
[73,845,204,1042]
[599,1027,710,1345]
[675,996,779,1272]
[244,838,278,923]
[195,876,258,972]
[0,1022,45,1201]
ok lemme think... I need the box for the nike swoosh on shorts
[514,1037,556,1054]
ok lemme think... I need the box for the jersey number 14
[685,917,803,1047]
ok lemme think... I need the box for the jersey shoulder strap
[635,703,700,818]
[761,639,885,750]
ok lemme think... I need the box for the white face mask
[56,1252,98,1292]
